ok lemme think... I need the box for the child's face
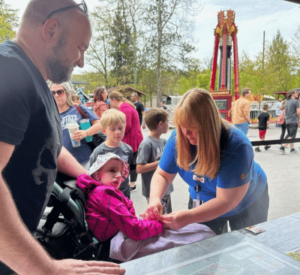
[161,119,169,134]
[103,122,125,144]
[95,159,123,189]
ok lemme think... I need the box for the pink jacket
[77,174,164,242]
[119,102,143,152]
[93,101,109,119]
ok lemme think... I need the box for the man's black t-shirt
[258,112,270,130]
[0,41,62,232]
[134,101,145,126]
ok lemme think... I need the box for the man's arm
[0,141,125,274]
[141,110,146,127]
[244,102,251,124]
[0,141,55,274]
[57,147,87,177]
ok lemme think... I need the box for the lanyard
[193,174,204,207]
[195,183,201,200]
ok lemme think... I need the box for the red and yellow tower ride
[209,10,239,121]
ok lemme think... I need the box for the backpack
[276,112,284,125]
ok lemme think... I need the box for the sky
[8,0,300,74]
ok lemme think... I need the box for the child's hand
[141,198,163,221]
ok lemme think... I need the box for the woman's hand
[73,130,88,141]
[160,210,189,231]
[140,197,163,221]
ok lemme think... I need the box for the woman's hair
[93,87,106,103]
[173,88,229,179]
[50,82,74,107]
[286,90,295,100]
[100,109,126,130]
[280,99,287,110]
[108,90,135,108]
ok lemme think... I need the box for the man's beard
[47,34,74,83]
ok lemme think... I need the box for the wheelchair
[34,178,114,261]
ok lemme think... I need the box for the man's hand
[52,259,125,275]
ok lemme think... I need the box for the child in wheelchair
[77,153,216,261]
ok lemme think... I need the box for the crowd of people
[232,87,300,154]
[0,1,299,274]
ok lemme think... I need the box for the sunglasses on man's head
[52,89,65,96]
[43,0,88,24]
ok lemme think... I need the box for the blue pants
[234,122,249,135]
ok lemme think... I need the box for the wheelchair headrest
[50,182,88,232]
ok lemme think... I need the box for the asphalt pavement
[131,124,300,222]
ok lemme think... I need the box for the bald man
[0,1,125,274]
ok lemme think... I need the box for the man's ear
[42,18,60,42]
[101,127,106,134]
[158,121,163,128]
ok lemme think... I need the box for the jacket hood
[77,174,103,195]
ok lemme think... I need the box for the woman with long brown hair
[109,91,143,192]
[93,87,109,119]
[142,88,269,235]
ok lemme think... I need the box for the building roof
[107,85,147,96]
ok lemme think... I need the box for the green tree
[239,31,298,100]
[266,30,297,91]
[197,69,211,91]
[85,7,113,87]
[110,3,135,86]
[143,0,201,106]
[71,73,104,95]
[0,0,18,42]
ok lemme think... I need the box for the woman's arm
[141,167,176,220]
[87,120,101,135]
[161,183,249,230]
[73,120,101,141]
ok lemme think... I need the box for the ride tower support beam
[232,31,240,99]
[220,30,227,90]
[210,35,220,91]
